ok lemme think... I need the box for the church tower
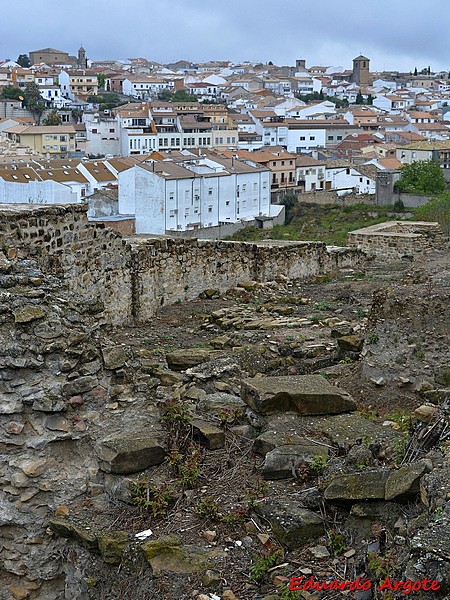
[352,55,370,86]
[78,45,87,69]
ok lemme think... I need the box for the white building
[122,76,175,99]
[325,165,376,196]
[83,111,121,156]
[118,152,273,234]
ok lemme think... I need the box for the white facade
[296,164,326,191]
[83,112,121,156]
[287,127,327,152]
[325,167,376,195]
[118,158,271,234]
[122,78,175,99]
[0,179,77,204]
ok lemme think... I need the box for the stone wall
[129,238,364,322]
[0,204,132,325]
[0,203,367,325]
[348,220,443,259]
[297,191,377,206]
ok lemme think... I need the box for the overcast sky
[2,0,449,73]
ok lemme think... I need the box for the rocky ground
[0,245,449,600]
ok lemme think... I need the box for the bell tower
[78,45,87,69]
[352,55,370,86]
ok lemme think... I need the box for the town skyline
[2,0,449,73]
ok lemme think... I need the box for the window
[208,188,213,195]
[109,128,115,133]
[359,177,363,182]
[281,161,285,166]
[300,136,305,141]
[92,129,97,134]
[346,168,350,175]
[225,201,230,206]
[337,135,343,141]
[208,206,213,213]
[309,136,315,141]
[328,135,334,141]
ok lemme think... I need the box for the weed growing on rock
[309,454,328,475]
[217,407,243,428]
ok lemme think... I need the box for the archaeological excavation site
[0,204,449,600]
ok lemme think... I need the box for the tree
[367,94,373,105]
[43,109,62,126]
[172,89,197,102]
[71,108,83,123]
[279,193,298,223]
[414,67,418,76]
[0,85,23,100]
[415,192,450,234]
[23,82,45,124]
[394,160,446,195]
[355,91,364,104]
[157,89,173,101]
[97,73,106,90]
[16,54,30,68]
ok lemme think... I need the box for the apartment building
[3,124,77,158]
[118,151,273,234]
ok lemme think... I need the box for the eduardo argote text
[290,575,441,595]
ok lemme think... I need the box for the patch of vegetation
[387,410,410,433]
[161,397,204,488]
[326,528,348,556]
[131,480,177,517]
[227,204,415,246]
[415,192,450,235]
[249,550,284,583]
[313,301,335,311]
[309,455,328,475]
[357,408,377,421]
[366,332,379,344]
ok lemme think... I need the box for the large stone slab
[324,469,391,502]
[142,534,213,575]
[385,459,432,501]
[254,499,324,550]
[262,443,328,480]
[166,348,221,371]
[96,432,165,474]
[256,413,404,454]
[241,375,355,416]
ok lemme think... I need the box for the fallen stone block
[96,433,165,474]
[241,375,355,416]
[253,498,324,550]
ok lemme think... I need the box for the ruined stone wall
[297,191,377,206]
[0,204,366,325]
[348,221,443,259]
[0,204,132,325]
[129,238,366,322]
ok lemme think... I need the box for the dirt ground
[76,249,449,600]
